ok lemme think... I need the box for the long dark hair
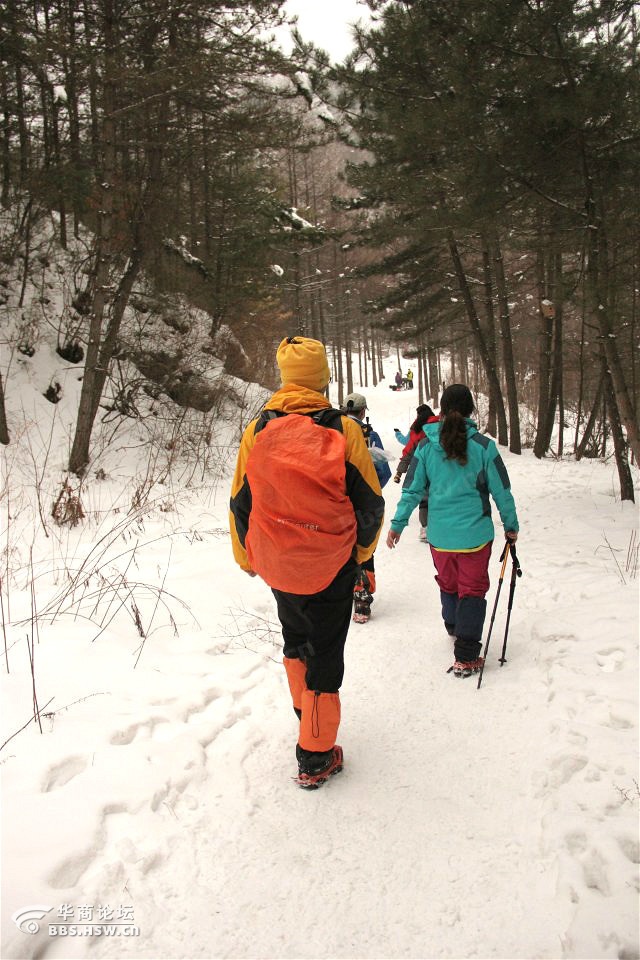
[439,384,474,464]
[410,403,435,433]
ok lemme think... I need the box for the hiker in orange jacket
[229,336,385,788]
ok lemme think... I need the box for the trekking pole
[498,543,522,666]
[476,541,511,690]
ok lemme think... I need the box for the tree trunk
[533,245,554,458]
[61,0,82,237]
[335,322,344,406]
[573,293,587,455]
[50,88,67,249]
[576,368,605,461]
[370,326,377,387]
[593,298,639,464]
[88,254,141,429]
[69,0,117,477]
[10,1,29,186]
[555,25,640,465]
[420,335,429,401]
[427,330,439,403]
[449,334,456,382]
[316,252,327,345]
[18,197,33,308]
[481,244,498,437]
[447,232,508,443]
[416,343,424,404]
[0,371,9,444]
[345,334,354,394]
[492,235,521,454]
[605,369,635,502]
[0,64,11,206]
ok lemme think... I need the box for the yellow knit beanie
[276,336,331,391]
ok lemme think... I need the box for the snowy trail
[2,375,638,960]
[33,538,567,960]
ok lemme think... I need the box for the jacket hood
[263,384,331,415]
[424,417,477,449]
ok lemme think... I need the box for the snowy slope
[1,356,639,960]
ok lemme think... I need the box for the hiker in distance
[393,402,436,448]
[340,392,393,622]
[393,403,437,542]
[386,384,519,678]
[229,337,385,788]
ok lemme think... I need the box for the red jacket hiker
[394,406,438,483]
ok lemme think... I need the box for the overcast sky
[280,0,372,63]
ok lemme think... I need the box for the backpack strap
[309,408,344,434]
[254,408,286,436]
[254,407,344,435]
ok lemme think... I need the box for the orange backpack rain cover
[245,413,357,594]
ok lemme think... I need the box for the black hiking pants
[272,558,358,693]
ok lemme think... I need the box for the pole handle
[507,540,523,577]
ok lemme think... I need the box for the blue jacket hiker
[369,428,392,489]
[341,392,392,489]
[341,392,393,620]
[387,384,519,678]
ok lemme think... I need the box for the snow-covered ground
[1,348,639,960]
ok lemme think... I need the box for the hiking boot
[451,658,484,678]
[294,745,344,789]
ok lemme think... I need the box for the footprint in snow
[549,753,588,787]
[581,847,611,896]
[110,717,170,745]
[617,835,640,864]
[182,687,224,724]
[596,648,625,672]
[565,831,588,855]
[42,755,87,792]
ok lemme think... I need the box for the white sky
[280,0,372,62]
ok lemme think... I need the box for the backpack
[245,409,357,594]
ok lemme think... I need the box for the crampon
[447,658,485,678]
[293,745,344,789]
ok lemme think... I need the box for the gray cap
[341,392,367,413]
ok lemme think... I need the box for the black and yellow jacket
[229,385,385,584]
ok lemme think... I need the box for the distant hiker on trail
[229,337,385,788]
[393,403,437,541]
[386,384,519,678]
[393,404,436,467]
[340,391,392,490]
[405,368,414,389]
[340,392,392,622]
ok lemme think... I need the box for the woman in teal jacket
[386,384,519,677]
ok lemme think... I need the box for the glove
[393,473,401,484]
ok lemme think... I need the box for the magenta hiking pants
[430,542,493,661]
